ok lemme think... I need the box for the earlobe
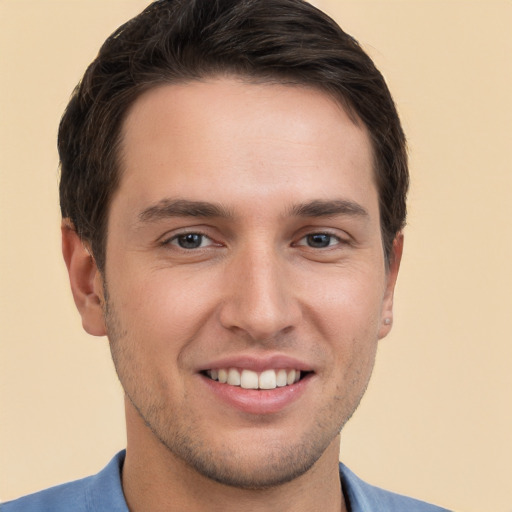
[61,220,107,337]
[378,233,404,340]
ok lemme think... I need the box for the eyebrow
[288,199,369,219]
[137,198,369,224]
[138,199,233,223]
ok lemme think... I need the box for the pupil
[178,234,202,249]
[307,234,330,248]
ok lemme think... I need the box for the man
[2,0,450,510]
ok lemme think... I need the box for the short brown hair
[59,0,408,272]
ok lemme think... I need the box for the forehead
[115,78,376,217]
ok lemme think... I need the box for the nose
[218,244,301,342]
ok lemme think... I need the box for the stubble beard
[103,287,371,490]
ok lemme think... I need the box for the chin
[174,441,323,489]
[153,419,340,490]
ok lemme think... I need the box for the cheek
[303,266,386,337]
[303,267,384,385]
[108,265,221,348]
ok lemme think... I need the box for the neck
[122,400,346,512]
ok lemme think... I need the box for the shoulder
[1,451,128,512]
[339,463,452,512]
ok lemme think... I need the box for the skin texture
[62,78,402,512]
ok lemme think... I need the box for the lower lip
[200,374,312,415]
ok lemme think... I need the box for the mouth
[199,359,314,414]
[202,368,310,390]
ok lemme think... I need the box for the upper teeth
[207,368,301,390]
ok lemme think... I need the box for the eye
[168,233,214,249]
[297,233,341,248]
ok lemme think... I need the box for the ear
[61,220,107,336]
[378,233,404,340]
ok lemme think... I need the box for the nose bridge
[219,239,299,340]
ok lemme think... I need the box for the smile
[204,368,303,390]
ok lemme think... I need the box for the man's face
[95,79,399,488]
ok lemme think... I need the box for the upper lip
[198,354,314,373]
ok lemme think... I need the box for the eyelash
[163,232,216,250]
[161,231,346,251]
[295,232,344,249]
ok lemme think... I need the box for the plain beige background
[1,1,511,510]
